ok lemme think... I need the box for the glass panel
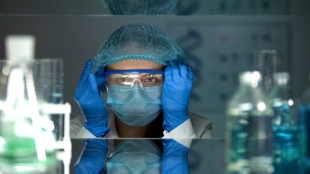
[0,0,310,15]
[70,138,226,174]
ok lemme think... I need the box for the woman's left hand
[162,60,193,132]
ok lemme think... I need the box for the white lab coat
[70,106,213,148]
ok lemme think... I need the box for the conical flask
[0,36,55,173]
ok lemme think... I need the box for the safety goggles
[103,70,165,91]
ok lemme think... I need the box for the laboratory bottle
[269,72,305,174]
[0,36,56,174]
[226,71,274,174]
[255,50,279,94]
[298,74,310,174]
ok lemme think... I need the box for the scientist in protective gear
[71,23,213,147]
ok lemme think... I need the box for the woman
[71,23,213,147]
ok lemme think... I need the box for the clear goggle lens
[104,70,165,90]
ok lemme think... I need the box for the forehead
[106,60,165,71]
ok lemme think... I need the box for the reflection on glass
[101,0,180,15]
[74,139,190,174]
[106,139,162,173]
[2,0,307,15]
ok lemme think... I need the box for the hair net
[92,23,188,73]
[102,0,180,15]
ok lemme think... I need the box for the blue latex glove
[74,139,108,174]
[74,60,110,137]
[162,139,190,174]
[162,60,193,132]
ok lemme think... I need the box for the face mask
[106,139,162,174]
[107,84,163,127]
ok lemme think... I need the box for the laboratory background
[0,0,310,174]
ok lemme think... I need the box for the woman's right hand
[74,60,110,137]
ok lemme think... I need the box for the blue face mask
[107,84,163,127]
[106,139,162,174]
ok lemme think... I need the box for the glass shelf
[0,0,310,16]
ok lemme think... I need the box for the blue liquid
[298,105,310,174]
[228,115,273,174]
[273,105,292,126]
[298,105,310,156]
[272,104,307,174]
[230,124,247,162]
[273,126,303,174]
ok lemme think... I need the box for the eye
[117,75,130,83]
[119,77,127,82]
[145,77,156,83]
[143,74,159,83]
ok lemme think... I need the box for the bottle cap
[5,35,35,64]
[239,71,261,83]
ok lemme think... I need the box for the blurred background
[0,15,309,138]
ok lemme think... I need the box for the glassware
[298,74,310,173]
[255,50,280,94]
[0,36,56,174]
[226,71,274,174]
[269,72,305,174]
[269,72,293,126]
[33,59,64,141]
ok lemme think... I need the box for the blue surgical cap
[102,0,180,15]
[92,23,188,73]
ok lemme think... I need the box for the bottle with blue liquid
[298,74,310,173]
[269,72,305,174]
[226,71,274,174]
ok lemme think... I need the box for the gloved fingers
[165,63,173,81]
[88,73,98,93]
[178,62,189,78]
[78,60,93,89]
[85,139,108,149]
[96,76,106,86]
[169,60,181,79]
[95,67,105,78]
[188,66,193,80]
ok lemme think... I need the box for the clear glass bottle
[269,72,305,174]
[226,71,274,174]
[0,36,56,173]
[269,72,293,127]
[255,50,279,94]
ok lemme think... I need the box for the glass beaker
[32,59,64,141]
